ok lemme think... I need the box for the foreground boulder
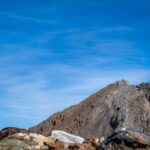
[106,128,150,150]
[50,130,85,144]
[0,127,29,140]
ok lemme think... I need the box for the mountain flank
[30,80,150,139]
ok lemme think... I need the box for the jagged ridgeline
[30,80,150,138]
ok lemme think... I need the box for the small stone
[100,137,105,143]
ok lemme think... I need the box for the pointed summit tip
[115,80,129,86]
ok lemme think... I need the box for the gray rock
[106,128,150,149]
[50,130,85,144]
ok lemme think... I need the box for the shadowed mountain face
[30,80,150,139]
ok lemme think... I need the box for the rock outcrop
[30,80,150,139]
[0,127,29,140]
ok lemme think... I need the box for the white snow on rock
[121,128,126,131]
[50,130,85,144]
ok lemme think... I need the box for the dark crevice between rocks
[110,99,126,132]
[109,114,119,130]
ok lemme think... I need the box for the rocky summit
[1,80,150,150]
[30,80,150,139]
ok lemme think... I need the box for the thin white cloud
[31,26,132,44]
[0,11,56,24]
[95,26,132,33]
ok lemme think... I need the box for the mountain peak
[115,80,129,86]
[30,80,150,139]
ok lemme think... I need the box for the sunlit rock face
[30,80,150,139]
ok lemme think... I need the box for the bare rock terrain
[1,80,150,150]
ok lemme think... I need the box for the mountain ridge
[30,80,150,139]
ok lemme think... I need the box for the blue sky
[0,0,150,129]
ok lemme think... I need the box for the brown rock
[44,138,65,149]
[0,127,29,140]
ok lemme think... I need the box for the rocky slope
[30,80,150,139]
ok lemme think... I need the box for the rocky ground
[0,127,150,149]
[1,80,150,149]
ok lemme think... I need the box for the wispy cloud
[0,11,56,24]
[95,26,132,33]
[33,26,132,43]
